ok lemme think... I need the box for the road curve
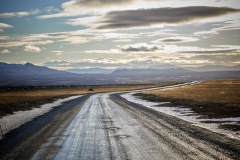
[32,93,240,160]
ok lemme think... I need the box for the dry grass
[145,79,240,108]
[0,82,178,117]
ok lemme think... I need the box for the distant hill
[66,68,114,74]
[112,68,191,77]
[0,62,240,86]
[185,65,240,72]
[0,62,73,76]
[148,64,180,69]
[0,62,115,86]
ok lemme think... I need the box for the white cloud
[51,50,63,53]
[0,9,40,18]
[120,43,164,52]
[194,30,219,36]
[37,0,136,19]
[214,19,240,31]
[0,36,9,40]
[64,0,134,9]
[1,49,10,54]
[138,30,179,37]
[45,7,60,13]
[60,36,92,44]
[0,23,13,28]
[0,40,53,48]
[65,16,101,27]
[85,49,121,54]
[24,45,41,52]
[52,51,63,56]
[0,22,13,32]
[56,53,62,56]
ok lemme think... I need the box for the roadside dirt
[111,93,240,159]
[0,95,89,160]
[135,93,240,131]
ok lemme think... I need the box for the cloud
[56,53,62,56]
[213,19,240,31]
[45,7,60,13]
[42,47,240,70]
[65,16,100,27]
[87,43,240,56]
[194,30,219,36]
[1,49,10,54]
[85,49,121,54]
[0,22,13,32]
[192,54,240,65]
[64,0,134,9]
[120,43,164,52]
[51,50,63,53]
[152,36,199,44]
[0,23,13,28]
[138,30,179,37]
[118,43,204,54]
[0,40,53,48]
[43,59,126,69]
[43,58,158,70]
[96,6,239,29]
[52,50,63,56]
[0,36,9,40]
[194,19,240,38]
[24,45,41,52]
[38,0,135,19]
[0,29,139,48]
[113,39,132,42]
[0,9,40,18]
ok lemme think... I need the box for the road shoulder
[110,93,240,159]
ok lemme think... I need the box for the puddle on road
[114,135,131,138]
[108,127,121,130]
[103,127,121,130]
[102,120,114,123]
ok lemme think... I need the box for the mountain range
[67,64,240,74]
[0,62,239,86]
[67,68,114,74]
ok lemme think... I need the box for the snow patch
[0,95,82,136]
[121,93,240,140]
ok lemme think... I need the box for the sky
[0,0,240,70]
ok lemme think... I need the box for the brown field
[145,80,240,108]
[0,82,178,117]
[136,80,240,123]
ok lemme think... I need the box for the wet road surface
[33,94,182,159]
[1,91,239,160]
[32,93,240,160]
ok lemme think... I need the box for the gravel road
[0,91,239,160]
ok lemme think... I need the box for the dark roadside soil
[111,93,240,159]
[0,95,89,160]
[0,95,73,118]
[134,93,240,131]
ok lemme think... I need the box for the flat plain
[136,79,240,131]
[0,82,178,117]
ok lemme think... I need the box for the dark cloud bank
[97,6,239,29]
